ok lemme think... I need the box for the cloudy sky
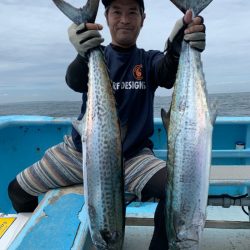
[0,0,250,103]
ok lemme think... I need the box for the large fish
[161,0,215,249]
[52,1,124,249]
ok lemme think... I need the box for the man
[8,0,206,248]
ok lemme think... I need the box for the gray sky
[0,0,250,103]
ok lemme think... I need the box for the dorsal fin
[170,0,213,16]
[161,108,171,132]
[52,0,100,24]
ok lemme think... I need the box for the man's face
[105,0,145,48]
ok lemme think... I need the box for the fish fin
[161,108,171,132]
[100,229,121,247]
[87,205,108,249]
[72,119,82,136]
[170,0,213,15]
[52,0,99,25]
[209,100,218,125]
[72,115,86,137]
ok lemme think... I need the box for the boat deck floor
[124,206,250,250]
[8,186,250,250]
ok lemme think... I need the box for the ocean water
[1,92,250,118]
[154,92,250,118]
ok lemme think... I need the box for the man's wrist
[164,39,181,59]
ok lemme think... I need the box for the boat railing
[1,115,250,232]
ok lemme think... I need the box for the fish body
[161,1,215,249]
[82,49,124,250]
[52,1,124,249]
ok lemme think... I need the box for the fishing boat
[1,115,250,249]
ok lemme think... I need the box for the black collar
[110,43,136,52]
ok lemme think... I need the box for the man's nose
[120,14,130,24]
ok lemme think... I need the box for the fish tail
[170,0,213,15]
[52,0,100,24]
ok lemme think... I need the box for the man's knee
[141,167,167,201]
[8,178,38,213]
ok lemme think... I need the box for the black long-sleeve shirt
[66,44,179,159]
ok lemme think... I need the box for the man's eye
[112,10,121,15]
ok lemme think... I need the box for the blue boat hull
[1,115,250,213]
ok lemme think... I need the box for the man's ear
[141,13,146,27]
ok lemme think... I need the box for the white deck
[124,206,250,250]
[0,213,31,250]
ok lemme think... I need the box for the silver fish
[161,0,215,249]
[53,1,124,249]
[83,48,124,250]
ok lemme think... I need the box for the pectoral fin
[161,108,171,132]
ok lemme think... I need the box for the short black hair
[102,0,145,13]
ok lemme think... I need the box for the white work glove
[68,23,104,58]
[165,16,206,56]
